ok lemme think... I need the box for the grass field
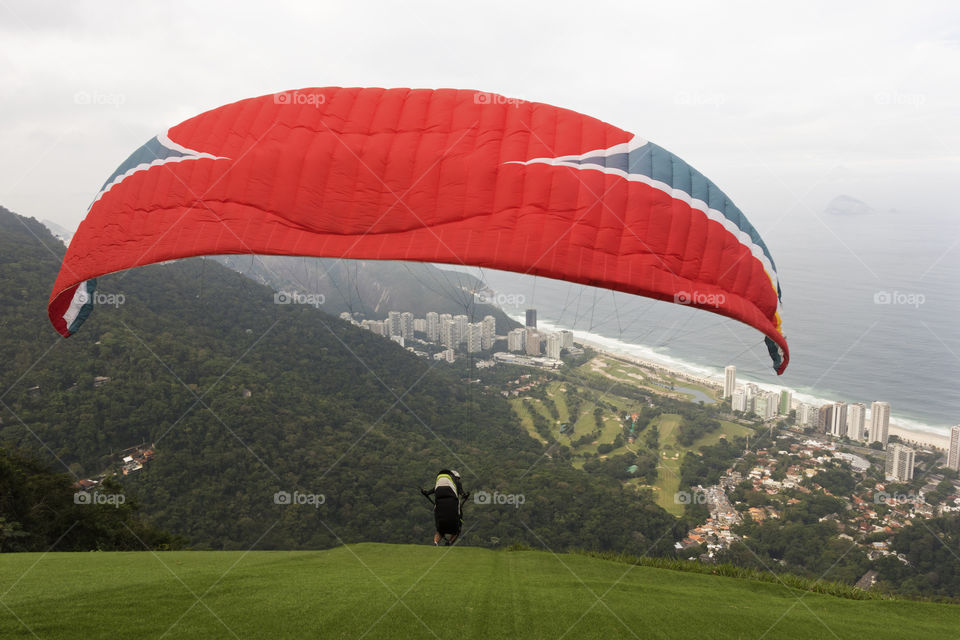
[1,543,958,639]
[510,369,754,511]
[652,414,753,515]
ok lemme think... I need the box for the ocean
[447,207,960,437]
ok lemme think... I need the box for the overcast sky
[2,0,958,232]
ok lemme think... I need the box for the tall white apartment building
[400,312,415,340]
[830,402,848,438]
[440,319,459,349]
[507,328,525,352]
[426,312,439,342]
[387,311,402,337]
[723,366,736,399]
[546,334,561,360]
[481,315,496,350]
[453,315,468,345]
[846,403,866,441]
[466,322,483,353]
[870,401,890,446]
[947,425,960,472]
[885,444,915,482]
[732,389,748,413]
[754,392,777,420]
[524,327,541,356]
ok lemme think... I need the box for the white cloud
[1,0,958,228]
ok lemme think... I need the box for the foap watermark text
[74,491,125,507]
[274,291,325,308]
[674,291,725,308]
[473,490,525,508]
[274,490,325,508]
[874,291,925,308]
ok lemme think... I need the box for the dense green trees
[875,515,960,598]
[0,207,678,557]
[0,446,180,551]
[680,438,744,487]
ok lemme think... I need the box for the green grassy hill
[2,544,957,639]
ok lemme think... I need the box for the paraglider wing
[48,87,789,373]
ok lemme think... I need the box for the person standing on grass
[420,469,469,545]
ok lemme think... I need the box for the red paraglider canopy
[48,87,788,373]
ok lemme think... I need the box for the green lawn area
[654,414,685,513]
[1,544,957,639]
[509,398,547,445]
[652,415,754,515]
[509,374,754,512]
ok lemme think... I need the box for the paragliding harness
[420,469,469,542]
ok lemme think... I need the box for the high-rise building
[453,315,468,345]
[754,392,777,420]
[546,334,561,359]
[778,389,792,416]
[818,405,832,434]
[525,309,537,328]
[559,330,574,349]
[387,311,402,337]
[507,328,525,352]
[524,327,541,356]
[947,425,960,472]
[885,444,915,482]
[798,403,817,429]
[400,312,415,340]
[732,389,747,413]
[481,315,496,350]
[426,312,439,342]
[466,322,483,353]
[830,402,848,438]
[723,366,736,399]
[870,401,890,446]
[847,403,866,441]
[440,319,459,349]
[414,318,426,333]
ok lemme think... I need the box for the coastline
[580,337,951,451]
[511,314,953,452]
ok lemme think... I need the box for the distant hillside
[216,254,521,328]
[0,205,676,554]
[40,219,74,244]
[3,544,960,639]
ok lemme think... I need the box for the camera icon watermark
[274,291,325,308]
[74,491,126,507]
[873,291,925,308]
[273,91,326,108]
[473,92,523,108]
[273,490,325,508]
[674,291,725,308]
[473,490,525,509]
[673,490,707,505]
